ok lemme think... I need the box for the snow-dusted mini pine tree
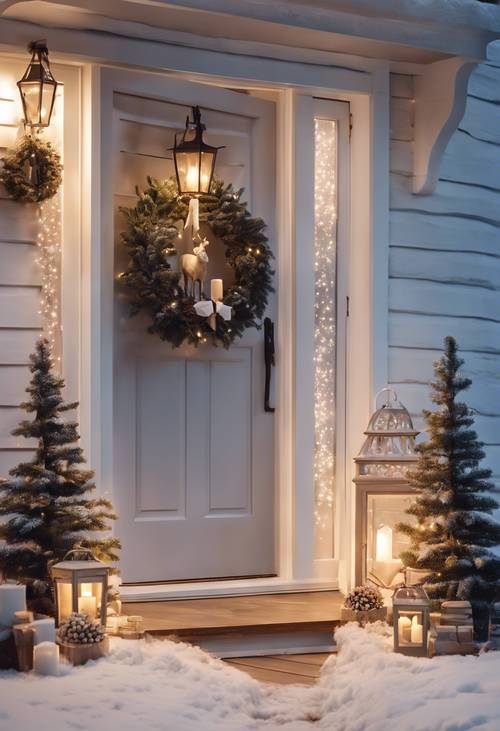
[398,336,500,640]
[0,339,120,613]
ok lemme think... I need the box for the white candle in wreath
[0,584,26,626]
[210,278,223,302]
[33,641,60,676]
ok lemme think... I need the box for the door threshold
[121,577,339,602]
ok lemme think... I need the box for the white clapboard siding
[0,408,36,449]
[390,209,500,256]
[390,247,500,290]
[0,366,31,405]
[388,65,500,486]
[440,131,500,190]
[0,288,42,328]
[390,312,500,354]
[0,330,40,364]
[467,64,500,103]
[0,243,40,286]
[459,95,500,146]
[0,200,38,241]
[390,74,414,100]
[0,449,35,477]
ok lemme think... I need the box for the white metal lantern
[354,388,419,586]
[393,585,430,657]
[50,548,109,627]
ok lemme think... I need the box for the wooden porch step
[123,591,343,657]
[225,653,332,686]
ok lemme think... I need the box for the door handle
[264,317,275,413]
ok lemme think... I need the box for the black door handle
[264,317,275,413]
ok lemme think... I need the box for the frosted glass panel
[313,118,337,559]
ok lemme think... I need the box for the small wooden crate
[341,607,387,625]
[58,637,109,666]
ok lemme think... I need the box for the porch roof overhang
[1,0,500,65]
[1,0,499,194]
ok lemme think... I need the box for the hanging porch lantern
[17,40,58,129]
[393,585,430,657]
[354,388,419,587]
[50,548,109,627]
[171,106,223,195]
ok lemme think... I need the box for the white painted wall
[388,61,500,488]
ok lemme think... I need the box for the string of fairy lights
[313,117,337,558]
[36,193,62,368]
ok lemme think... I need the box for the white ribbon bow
[194,299,232,330]
[184,198,200,237]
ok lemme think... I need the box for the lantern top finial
[393,585,430,606]
[364,388,417,437]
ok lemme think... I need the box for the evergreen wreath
[120,176,274,348]
[1,134,62,203]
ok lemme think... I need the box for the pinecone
[344,585,384,611]
[57,612,106,645]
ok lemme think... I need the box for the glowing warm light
[313,117,337,559]
[36,193,61,366]
[375,524,393,562]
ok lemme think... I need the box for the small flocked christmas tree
[0,340,120,613]
[398,337,500,640]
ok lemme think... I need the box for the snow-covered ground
[1,624,500,730]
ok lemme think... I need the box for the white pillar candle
[210,278,223,302]
[32,617,56,645]
[0,584,26,626]
[398,616,412,643]
[375,524,393,562]
[33,641,59,676]
[411,615,423,644]
[78,585,97,620]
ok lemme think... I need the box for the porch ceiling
[2,0,500,64]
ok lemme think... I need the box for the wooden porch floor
[124,590,343,639]
[224,652,332,686]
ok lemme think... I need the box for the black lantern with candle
[17,40,58,129]
[171,106,223,196]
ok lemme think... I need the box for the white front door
[110,74,276,583]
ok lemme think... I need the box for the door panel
[111,73,276,583]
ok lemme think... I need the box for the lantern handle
[61,546,101,563]
[374,387,398,410]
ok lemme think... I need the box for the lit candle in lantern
[398,615,412,643]
[375,524,393,562]
[411,615,423,644]
[186,166,199,191]
[210,279,223,302]
[33,641,59,676]
[78,584,97,620]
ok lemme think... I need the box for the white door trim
[76,61,388,600]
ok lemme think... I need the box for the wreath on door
[119,177,274,348]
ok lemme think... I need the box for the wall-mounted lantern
[17,40,58,129]
[354,388,419,587]
[171,106,223,195]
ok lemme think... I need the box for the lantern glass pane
[199,151,215,193]
[77,581,103,621]
[19,81,41,125]
[40,82,56,126]
[313,117,337,560]
[56,579,73,623]
[366,493,415,586]
[176,151,199,194]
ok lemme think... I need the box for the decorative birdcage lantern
[393,585,430,656]
[50,548,109,627]
[354,388,419,586]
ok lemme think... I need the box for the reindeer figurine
[180,237,210,301]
